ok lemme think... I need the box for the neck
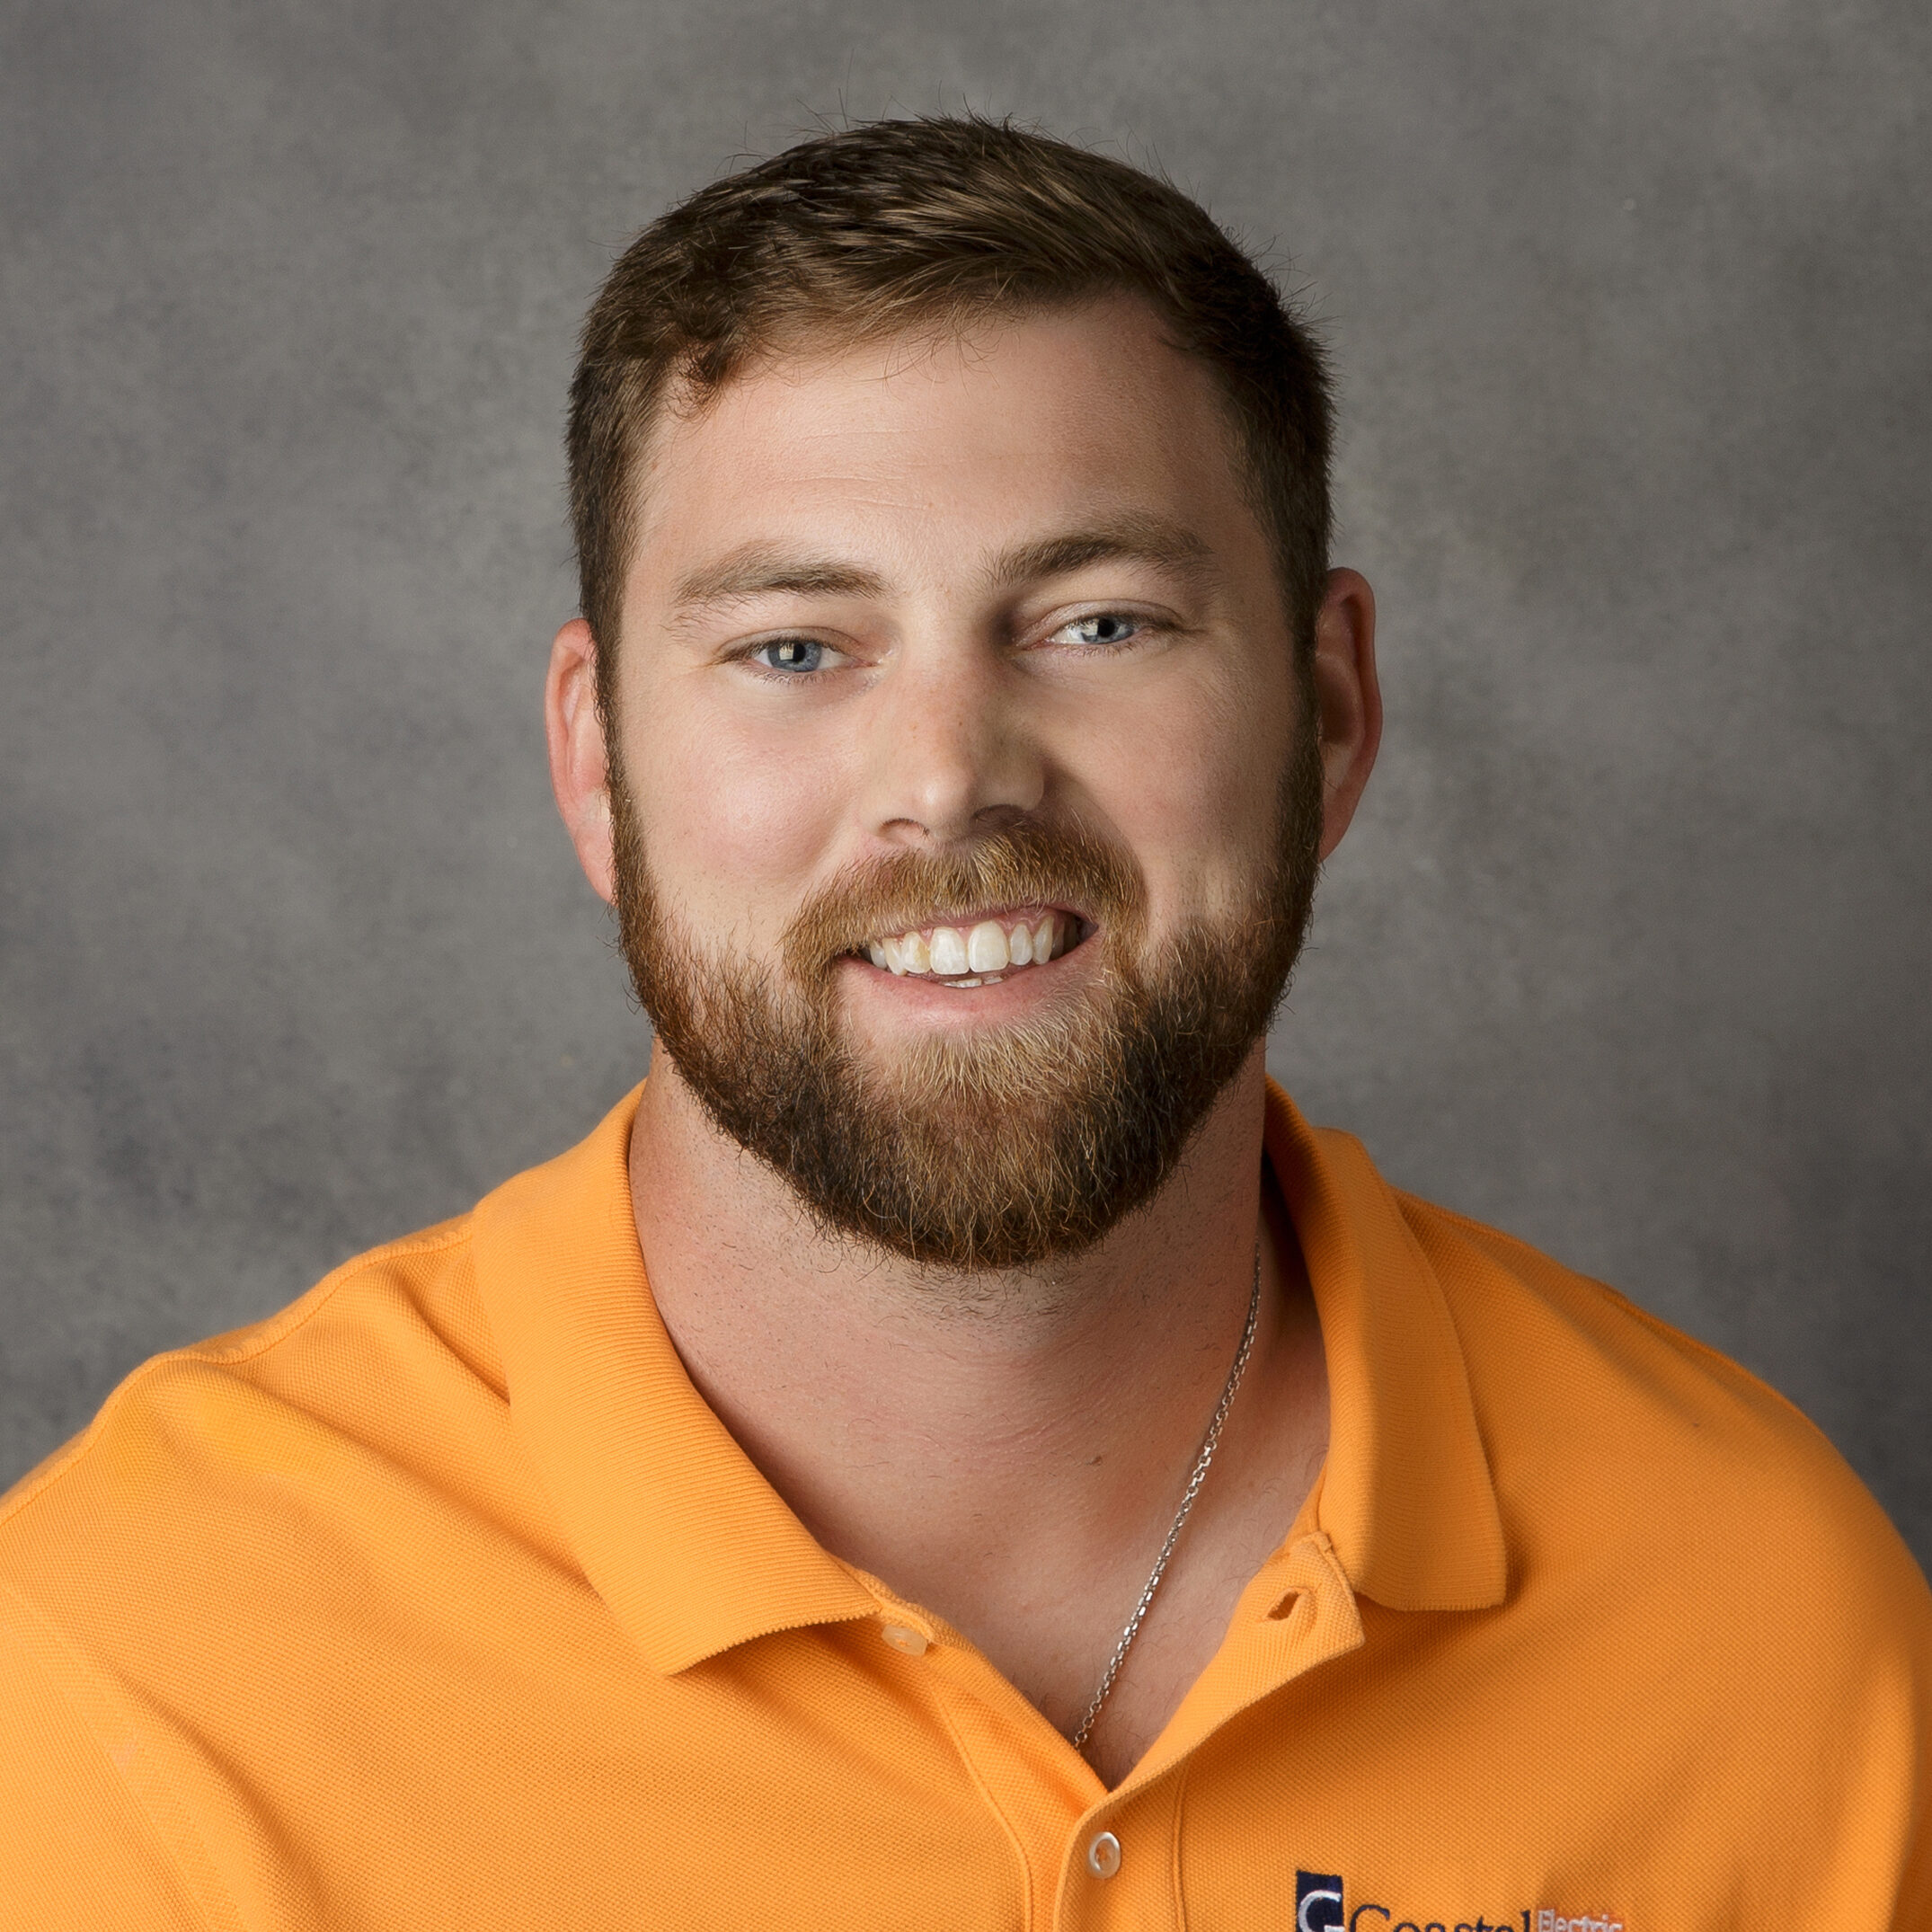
[627,1040,1329,1786]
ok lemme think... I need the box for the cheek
[1079,678,1292,926]
[623,700,848,923]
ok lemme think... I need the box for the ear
[1308,568,1382,862]
[545,618,616,905]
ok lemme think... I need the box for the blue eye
[1061,613,1140,646]
[753,637,825,673]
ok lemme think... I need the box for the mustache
[781,821,1146,978]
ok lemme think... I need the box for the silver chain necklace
[1069,1245,1263,1754]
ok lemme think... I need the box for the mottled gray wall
[4,1,1928,1565]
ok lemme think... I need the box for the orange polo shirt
[2,1082,1928,1929]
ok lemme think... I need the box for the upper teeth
[867,914,1068,979]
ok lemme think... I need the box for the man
[2,117,1927,1929]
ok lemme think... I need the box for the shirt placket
[858,1531,1367,1932]
[1050,1532,1367,1930]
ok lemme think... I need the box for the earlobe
[545,617,619,905]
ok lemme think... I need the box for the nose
[859,630,1047,847]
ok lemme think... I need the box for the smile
[864,908,1080,988]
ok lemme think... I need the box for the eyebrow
[668,511,1218,616]
[983,513,1216,594]
[670,545,889,611]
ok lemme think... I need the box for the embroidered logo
[1296,1871,1345,1932]
[1295,1871,1625,1932]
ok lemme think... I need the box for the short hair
[568,116,1333,711]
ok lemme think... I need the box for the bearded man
[3,118,1928,1930]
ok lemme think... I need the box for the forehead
[625,300,1263,586]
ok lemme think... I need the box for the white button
[1086,1830,1121,1879]
[880,1623,929,1656]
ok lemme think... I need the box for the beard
[609,722,1324,1273]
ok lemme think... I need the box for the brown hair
[567,115,1333,713]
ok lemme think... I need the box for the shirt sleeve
[1859,1543,1932,1930]
[1891,1638,1932,1929]
[0,1598,216,1931]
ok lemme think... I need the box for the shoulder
[1288,1106,1932,1917]
[0,1209,539,1643]
[1392,1180,1932,1666]
[1396,1182,1932,1909]
[0,1211,527,1926]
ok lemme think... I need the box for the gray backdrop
[4,0,1928,1570]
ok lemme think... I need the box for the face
[559,300,1369,1270]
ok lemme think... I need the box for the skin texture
[546,298,1381,1786]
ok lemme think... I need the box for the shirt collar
[471,1086,879,1675]
[472,1079,1505,1677]
[1264,1079,1508,1611]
